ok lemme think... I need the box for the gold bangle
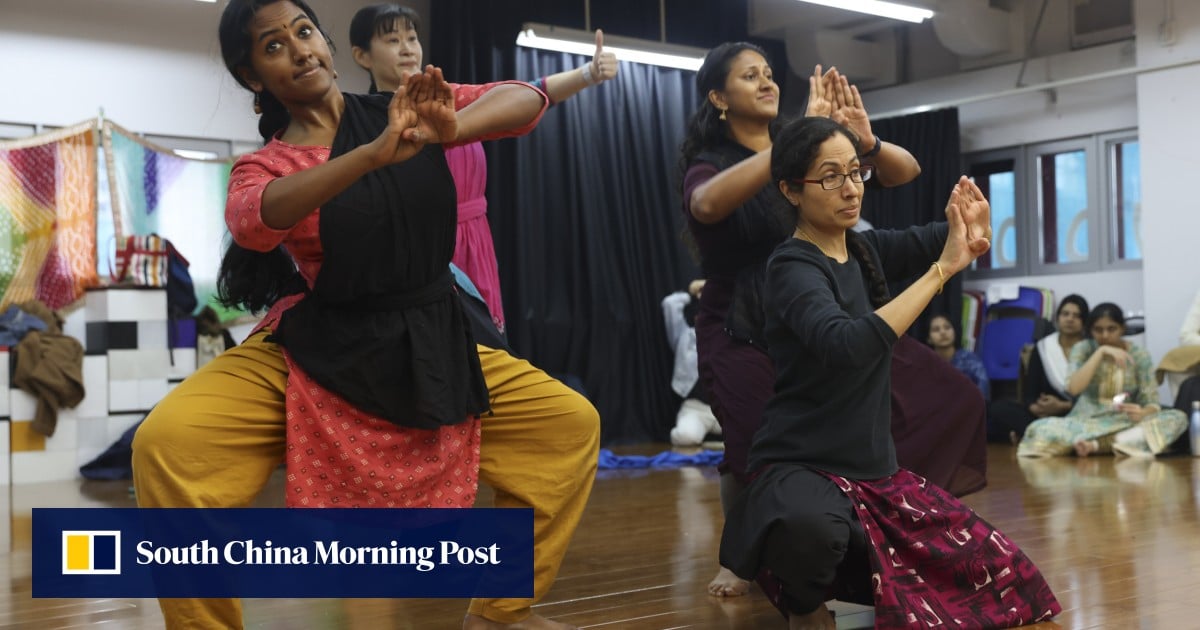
[931,262,946,294]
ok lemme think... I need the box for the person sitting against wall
[1156,288,1200,402]
[663,280,722,447]
[987,294,1089,444]
[926,312,989,401]
[1018,302,1187,458]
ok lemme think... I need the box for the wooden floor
[4,444,1200,628]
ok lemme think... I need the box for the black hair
[215,0,328,312]
[1086,302,1125,330]
[349,3,422,94]
[218,0,335,143]
[770,116,889,308]
[679,42,775,174]
[1056,293,1090,322]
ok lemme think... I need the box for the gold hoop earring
[719,108,727,121]
[253,92,262,115]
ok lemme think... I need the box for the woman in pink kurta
[225,82,545,508]
[348,4,620,333]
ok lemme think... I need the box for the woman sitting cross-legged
[1018,302,1188,458]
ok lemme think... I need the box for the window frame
[1027,136,1100,276]
[966,147,1025,279]
[1099,129,1142,270]
[964,130,1141,280]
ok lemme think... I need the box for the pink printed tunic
[226,83,546,508]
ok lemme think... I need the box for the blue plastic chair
[978,317,1036,380]
[987,287,1043,321]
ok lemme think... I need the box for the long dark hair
[215,0,331,312]
[771,116,891,308]
[349,3,422,94]
[678,42,777,176]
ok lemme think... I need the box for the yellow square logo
[61,531,121,575]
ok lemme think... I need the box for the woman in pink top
[131,2,599,629]
[349,3,619,332]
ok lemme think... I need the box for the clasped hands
[370,65,457,167]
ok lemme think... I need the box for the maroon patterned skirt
[759,468,1060,628]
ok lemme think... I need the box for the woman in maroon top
[679,42,921,596]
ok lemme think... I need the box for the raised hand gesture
[367,66,457,167]
[829,72,875,155]
[405,65,458,145]
[937,176,992,275]
[954,177,992,246]
[803,64,837,118]
[589,30,619,83]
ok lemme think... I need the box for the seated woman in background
[1018,302,1187,458]
[988,294,1089,443]
[927,312,989,401]
[663,280,722,446]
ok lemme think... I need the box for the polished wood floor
[4,444,1200,628]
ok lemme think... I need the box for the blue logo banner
[34,508,533,598]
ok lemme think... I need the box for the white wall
[853,0,1200,379]
[0,0,430,145]
[1136,0,1200,368]
[964,269,1144,320]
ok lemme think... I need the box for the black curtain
[487,49,700,445]
[861,108,963,342]
[431,5,702,443]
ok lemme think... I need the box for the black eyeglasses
[791,165,874,190]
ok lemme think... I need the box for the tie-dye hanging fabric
[0,122,99,310]
[102,122,233,317]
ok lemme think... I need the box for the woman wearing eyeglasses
[678,42,920,597]
[719,115,1059,628]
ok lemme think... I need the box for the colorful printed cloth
[0,123,98,309]
[102,122,233,317]
[756,469,1061,628]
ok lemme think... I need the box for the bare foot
[1074,439,1099,457]
[463,613,576,630]
[707,566,750,597]
[788,602,836,630]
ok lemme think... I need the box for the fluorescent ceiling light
[516,23,705,71]
[173,149,219,160]
[793,0,933,24]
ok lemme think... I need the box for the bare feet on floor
[788,602,836,630]
[707,566,750,597]
[1074,439,1100,457]
[462,613,576,630]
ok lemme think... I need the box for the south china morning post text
[134,538,500,572]
[32,508,534,598]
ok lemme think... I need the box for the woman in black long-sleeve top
[719,117,1060,629]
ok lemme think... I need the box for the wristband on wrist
[581,63,601,86]
[860,134,882,158]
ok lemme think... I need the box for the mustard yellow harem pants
[132,331,600,629]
